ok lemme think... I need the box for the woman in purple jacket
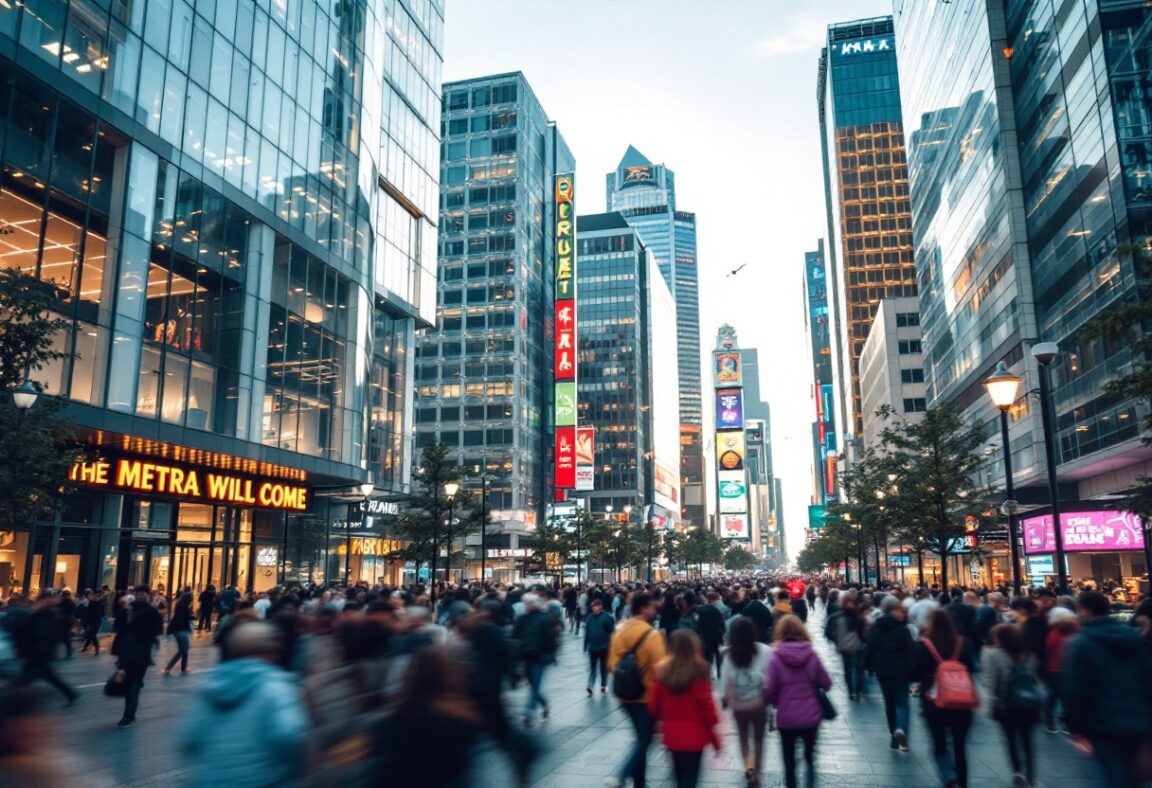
[763,615,833,788]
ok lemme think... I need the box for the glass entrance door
[173,544,216,594]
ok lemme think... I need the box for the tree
[723,542,757,572]
[0,270,84,533]
[682,528,724,576]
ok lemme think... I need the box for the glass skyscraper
[417,72,573,577]
[0,0,443,595]
[605,145,704,527]
[818,17,917,443]
[575,212,680,517]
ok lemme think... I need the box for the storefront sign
[553,173,578,490]
[716,389,744,430]
[713,351,742,386]
[360,499,400,516]
[486,548,530,558]
[1021,510,1145,555]
[255,547,280,567]
[575,427,595,491]
[69,457,309,511]
[336,537,403,557]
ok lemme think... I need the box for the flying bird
[727,264,747,278]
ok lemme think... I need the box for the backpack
[834,615,862,654]
[920,637,978,710]
[612,627,654,701]
[1003,661,1046,714]
[732,662,765,705]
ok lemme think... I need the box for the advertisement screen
[716,432,745,471]
[653,461,679,511]
[555,382,577,427]
[713,351,742,387]
[720,513,750,539]
[554,426,576,488]
[1020,510,1145,555]
[717,470,747,514]
[715,389,744,430]
[575,427,595,491]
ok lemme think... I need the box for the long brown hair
[923,609,959,659]
[729,617,759,668]
[773,614,810,643]
[990,623,1026,662]
[659,630,709,692]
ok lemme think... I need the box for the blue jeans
[879,678,910,734]
[164,630,190,672]
[619,702,653,785]
[522,660,548,716]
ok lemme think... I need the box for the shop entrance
[127,542,171,592]
[173,544,219,595]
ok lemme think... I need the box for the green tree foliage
[0,270,84,529]
[723,542,757,572]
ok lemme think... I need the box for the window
[416,407,437,423]
[903,398,927,413]
[465,405,485,420]
[900,368,925,383]
[447,90,468,110]
[463,430,484,446]
[896,312,920,327]
[490,83,517,104]
[898,339,922,354]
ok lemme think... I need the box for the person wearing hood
[1060,591,1152,787]
[763,615,832,788]
[864,595,913,751]
[180,621,307,787]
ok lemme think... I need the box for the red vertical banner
[553,173,577,489]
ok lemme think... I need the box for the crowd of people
[0,574,1149,787]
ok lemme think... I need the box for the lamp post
[983,361,1023,597]
[345,480,374,586]
[443,481,459,588]
[1142,516,1152,596]
[475,468,488,583]
[12,379,39,594]
[1032,343,1068,594]
[850,521,863,585]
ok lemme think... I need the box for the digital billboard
[720,513,750,539]
[713,351,742,387]
[575,427,594,491]
[717,470,748,514]
[552,173,577,489]
[715,389,744,430]
[1021,510,1146,555]
[716,432,745,471]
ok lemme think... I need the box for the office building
[417,73,573,579]
[804,240,837,508]
[575,213,680,519]
[896,0,1152,583]
[859,298,926,451]
[818,17,918,445]
[606,146,705,526]
[0,0,444,595]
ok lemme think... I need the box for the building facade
[606,146,705,527]
[818,17,918,445]
[417,73,573,578]
[803,240,836,510]
[0,0,444,595]
[575,213,680,519]
[859,297,926,451]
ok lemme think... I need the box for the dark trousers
[840,651,863,696]
[924,705,972,788]
[702,639,722,678]
[879,677,911,734]
[197,607,212,631]
[1091,733,1145,788]
[81,624,101,653]
[996,713,1035,782]
[164,630,191,672]
[779,727,818,788]
[619,702,654,786]
[121,660,150,721]
[670,750,704,788]
[587,649,608,688]
[20,659,76,702]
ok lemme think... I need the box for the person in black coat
[196,585,217,631]
[11,598,77,705]
[911,609,977,788]
[115,588,164,727]
[697,593,726,679]
[740,590,773,644]
[163,591,194,674]
[865,596,913,750]
[79,589,105,655]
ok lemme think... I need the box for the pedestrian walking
[10,597,77,705]
[162,590,194,674]
[180,621,308,785]
[584,598,615,696]
[912,608,978,788]
[114,587,164,727]
[511,593,558,726]
[648,630,722,788]
[764,614,832,788]
[721,617,773,786]
[741,590,773,644]
[865,595,913,751]
[1060,591,1152,787]
[197,584,217,631]
[78,589,104,655]
[826,591,865,700]
[983,623,1045,787]
[605,592,666,788]
[697,592,726,679]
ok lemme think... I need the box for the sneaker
[162,669,171,676]
[890,734,899,750]
[117,718,134,728]
[894,730,909,751]
[601,686,607,694]
[1011,774,1027,787]
[181,669,192,674]
[586,685,593,697]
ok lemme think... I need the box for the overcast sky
[443,0,892,558]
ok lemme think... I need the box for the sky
[443,0,891,559]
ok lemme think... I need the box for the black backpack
[612,627,654,701]
[1004,662,1046,713]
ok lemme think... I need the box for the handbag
[104,669,128,697]
[816,687,837,721]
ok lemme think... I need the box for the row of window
[444,83,518,111]
[898,339,923,354]
[417,404,514,423]
[416,429,515,447]
[442,111,518,137]
[900,368,925,383]
[895,311,920,327]
[443,135,517,161]
[903,398,927,413]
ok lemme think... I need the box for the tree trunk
[939,537,950,592]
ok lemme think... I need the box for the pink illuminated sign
[1020,510,1145,555]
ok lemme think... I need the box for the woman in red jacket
[649,630,723,787]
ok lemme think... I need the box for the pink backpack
[920,637,978,710]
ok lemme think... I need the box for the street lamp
[12,379,39,410]
[1032,342,1069,594]
[345,480,374,586]
[474,466,489,583]
[983,361,1023,597]
[443,481,459,588]
[850,521,863,585]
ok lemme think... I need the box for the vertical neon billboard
[554,174,577,489]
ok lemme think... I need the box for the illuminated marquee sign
[553,173,578,490]
[336,538,404,557]
[835,37,893,56]
[69,457,309,511]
